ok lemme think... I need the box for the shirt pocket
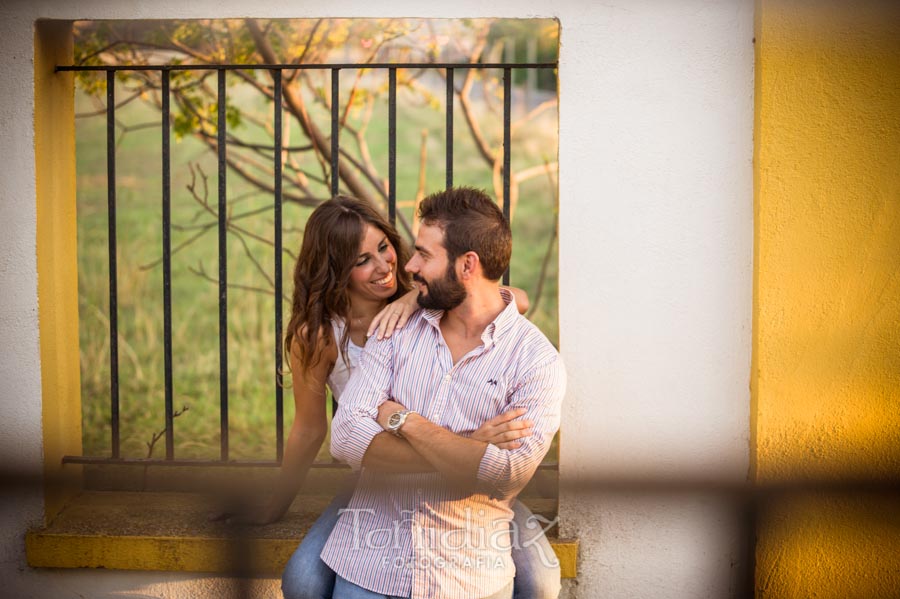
[446,376,512,435]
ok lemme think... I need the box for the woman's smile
[373,268,395,288]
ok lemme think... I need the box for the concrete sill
[26,491,577,578]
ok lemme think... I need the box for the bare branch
[138,164,299,271]
[76,89,145,117]
[140,402,190,489]
[351,95,387,198]
[187,164,297,260]
[224,137,314,153]
[160,86,321,207]
[481,46,503,117]
[173,202,286,232]
[183,162,299,260]
[284,159,329,187]
[511,99,558,136]
[117,120,159,133]
[186,118,324,208]
[293,19,323,66]
[232,228,277,291]
[296,71,336,185]
[455,38,498,167]
[76,40,131,66]
[139,225,212,271]
[229,220,296,258]
[337,26,410,129]
[339,148,388,201]
[245,18,378,205]
[280,113,314,194]
[189,261,283,298]
[413,129,429,236]
[515,162,559,185]
[164,33,216,64]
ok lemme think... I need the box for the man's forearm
[399,413,488,488]
[368,401,489,485]
[361,432,436,473]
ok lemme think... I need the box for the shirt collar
[422,288,519,347]
[484,287,518,346]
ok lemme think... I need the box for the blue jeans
[332,575,514,599]
[282,495,560,599]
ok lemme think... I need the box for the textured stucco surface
[556,1,754,598]
[755,1,900,597]
[1,0,752,597]
[0,0,48,570]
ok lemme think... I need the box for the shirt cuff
[477,443,509,489]
[341,415,388,470]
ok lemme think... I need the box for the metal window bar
[331,68,340,197]
[59,61,558,468]
[502,67,512,286]
[106,70,120,460]
[58,62,556,71]
[273,69,285,462]
[446,68,454,189]
[388,68,397,226]
[162,70,174,460]
[217,70,229,462]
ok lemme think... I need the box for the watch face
[388,412,402,428]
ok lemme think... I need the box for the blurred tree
[74,18,558,298]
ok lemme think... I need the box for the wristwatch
[386,409,416,437]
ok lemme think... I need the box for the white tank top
[326,318,364,402]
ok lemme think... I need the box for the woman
[238,196,559,599]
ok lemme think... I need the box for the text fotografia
[382,555,507,571]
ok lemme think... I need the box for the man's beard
[413,264,467,311]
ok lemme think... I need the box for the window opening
[67,18,560,467]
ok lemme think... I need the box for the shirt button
[431,414,439,420]
[444,374,451,382]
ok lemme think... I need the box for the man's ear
[458,251,480,280]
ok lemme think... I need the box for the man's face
[405,223,467,310]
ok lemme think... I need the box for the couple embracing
[230,187,565,599]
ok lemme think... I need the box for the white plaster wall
[0,0,49,573]
[556,1,754,597]
[0,0,753,597]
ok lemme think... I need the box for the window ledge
[26,491,577,578]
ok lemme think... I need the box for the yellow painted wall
[755,1,900,597]
[35,20,83,522]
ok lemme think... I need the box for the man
[322,187,566,599]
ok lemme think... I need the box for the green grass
[76,72,558,460]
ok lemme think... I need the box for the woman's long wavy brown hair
[284,196,411,372]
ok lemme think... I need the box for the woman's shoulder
[290,321,339,367]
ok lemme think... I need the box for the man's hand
[376,399,408,431]
[471,408,534,449]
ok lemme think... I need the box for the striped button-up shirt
[321,290,566,599]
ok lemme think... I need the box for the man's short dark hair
[417,187,512,281]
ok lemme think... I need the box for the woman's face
[347,224,399,304]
